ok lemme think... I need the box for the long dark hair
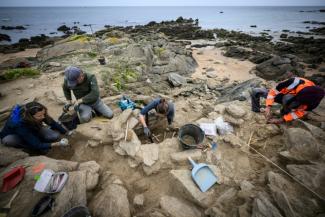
[156,98,169,114]
[22,101,54,130]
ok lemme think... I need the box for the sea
[0,6,325,43]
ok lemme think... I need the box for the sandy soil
[191,46,256,82]
[1,44,322,216]
[0,72,65,118]
[0,48,40,64]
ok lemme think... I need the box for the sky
[0,0,324,7]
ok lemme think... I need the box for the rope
[244,131,325,201]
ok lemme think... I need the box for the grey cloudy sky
[1,0,324,6]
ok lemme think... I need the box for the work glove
[63,103,73,113]
[66,130,74,136]
[59,138,69,147]
[143,127,151,137]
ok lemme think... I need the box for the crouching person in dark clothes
[139,98,175,137]
[251,77,324,124]
[0,102,69,154]
[63,66,114,123]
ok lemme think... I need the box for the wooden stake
[124,121,129,141]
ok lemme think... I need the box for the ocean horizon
[1,6,325,43]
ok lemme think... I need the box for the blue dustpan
[188,157,218,192]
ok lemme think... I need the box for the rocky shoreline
[0,17,324,217]
[1,17,324,85]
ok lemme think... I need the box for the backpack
[118,96,136,111]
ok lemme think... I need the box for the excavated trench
[46,121,190,216]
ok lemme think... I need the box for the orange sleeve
[265,89,279,107]
[283,105,307,122]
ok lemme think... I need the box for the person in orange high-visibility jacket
[251,77,324,124]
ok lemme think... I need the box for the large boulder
[111,109,133,142]
[90,171,131,217]
[287,164,325,198]
[223,46,251,60]
[294,119,325,142]
[0,57,33,70]
[216,78,264,103]
[267,171,322,217]
[75,118,114,145]
[141,138,181,175]
[78,161,100,191]
[168,73,187,87]
[159,196,202,217]
[267,172,297,217]
[222,133,246,148]
[135,143,159,166]
[37,40,92,62]
[171,149,202,164]
[216,187,238,205]
[165,55,197,75]
[170,170,215,208]
[0,145,29,166]
[252,192,283,217]
[0,156,98,217]
[254,124,281,142]
[280,128,320,162]
[118,130,141,157]
[225,104,247,118]
[255,55,304,80]
[90,183,130,217]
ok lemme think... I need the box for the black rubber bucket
[61,206,91,217]
[178,124,205,149]
[58,112,79,130]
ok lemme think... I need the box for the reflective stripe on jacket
[265,77,315,107]
[282,105,308,122]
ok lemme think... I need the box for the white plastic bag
[214,117,233,135]
[199,123,217,136]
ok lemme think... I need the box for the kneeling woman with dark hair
[139,98,175,137]
[0,101,69,153]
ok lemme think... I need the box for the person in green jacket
[62,66,114,123]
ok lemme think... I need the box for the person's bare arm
[139,114,147,128]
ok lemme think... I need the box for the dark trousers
[250,88,268,112]
[1,127,60,149]
[250,88,299,114]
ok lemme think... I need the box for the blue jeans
[1,127,60,149]
[250,87,268,112]
[78,98,114,123]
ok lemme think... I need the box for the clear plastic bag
[214,117,233,135]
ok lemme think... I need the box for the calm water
[0,6,325,43]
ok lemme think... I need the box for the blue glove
[63,103,72,112]
[144,127,151,137]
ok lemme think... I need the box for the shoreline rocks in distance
[309,27,325,35]
[303,21,325,25]
[1,25,26,30]
[57,24,86,36]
